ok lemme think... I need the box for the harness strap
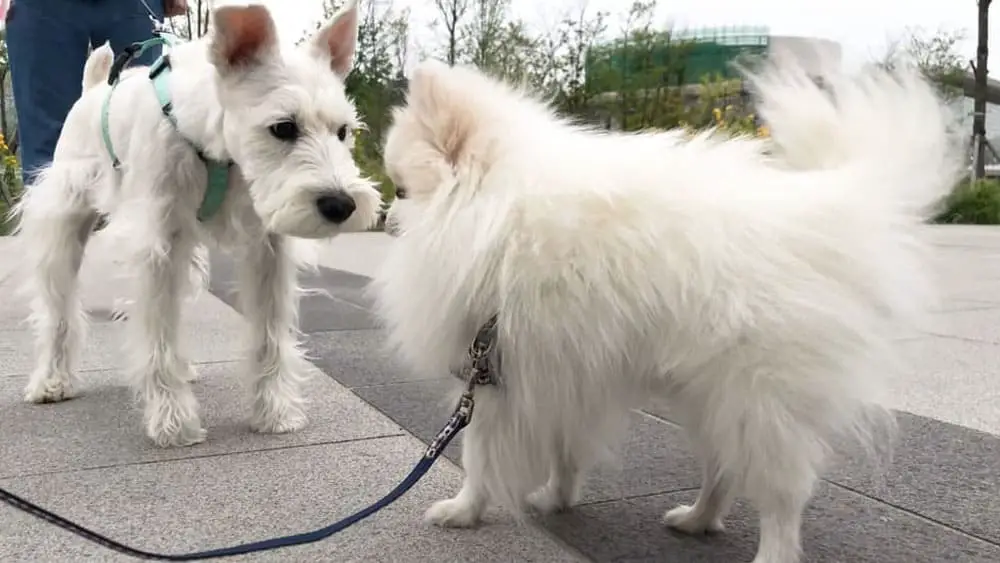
[148,56,232,222]
[101,36,173,167]
[101,34,232,222]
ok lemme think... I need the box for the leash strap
[0,392,473,561]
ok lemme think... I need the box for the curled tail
[745,59,966,218]
[82,42,114,90]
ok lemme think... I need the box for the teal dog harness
[100,34,232,222]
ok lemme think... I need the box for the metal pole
[973,0,991,179]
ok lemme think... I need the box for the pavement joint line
[0,358,241,380]
[575,486,703,510]
[303,327,381,336]
[919,331,1000,345]
[338,376,455,391]
[825,480,1000,548]
[0,432,408,481]
[637,408,682,428]
[300,327,387,335]
[214,284,374,315]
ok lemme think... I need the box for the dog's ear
[209,5,279,74]
[305,0,359,80]
[407,62,478,167]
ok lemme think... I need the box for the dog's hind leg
[238,234,309,434]
[686,366,821,563]
[663,444,734,533]
[15,165,101,403]
[525,435,584,514]
[126,204,205,447]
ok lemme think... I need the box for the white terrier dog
[372,59,963,563]
[11,1,381,447]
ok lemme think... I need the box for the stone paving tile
[827,411,1000,546]
[0,437,580,562]
[0,361,403,479]
[539,483,1000,563]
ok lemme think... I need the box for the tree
[879,27,966,99]
[462,0,510,71]
[167,0,211,40]
[388,7,411,80]
[554,4,609,116]
[519,2,609,118]
[434,0,469,65]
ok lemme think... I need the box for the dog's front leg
[238,234,309,434]
[128,228,206,447]
[425,405,491,527]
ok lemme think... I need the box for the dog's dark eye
[337,125,348,142]
[269,120,299,141]
[395,185,407,199]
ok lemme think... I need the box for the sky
[254,0,989,73]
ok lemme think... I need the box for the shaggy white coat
[9,1,381,447]
[373,59,964,563]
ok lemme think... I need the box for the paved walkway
[1,227,999,562]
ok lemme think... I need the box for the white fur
[372,59,964,563]
[9,1,381,447]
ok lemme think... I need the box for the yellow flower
[757,125,770,138]
[712,107,722,122]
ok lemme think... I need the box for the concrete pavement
[1,227,999,562]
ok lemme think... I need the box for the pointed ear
[407,61,478,166]
[306,0,359,79]
[209,5,279,74]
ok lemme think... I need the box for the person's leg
[92,0,166,67]
[5,0,91,185]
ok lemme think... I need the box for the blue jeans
[6,0,165,185]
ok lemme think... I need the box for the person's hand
[163,0,188,18]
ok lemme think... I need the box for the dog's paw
[181,362,200,383]
[249,397,308,434]
[24,375,77,404]
[424,498,482,528]
[110,297,131,322]
[526,485,574,515]
[663,504,725,534]
[145,390,206,448]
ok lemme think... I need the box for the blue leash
[0,392,471,561]
[0,316,501,561]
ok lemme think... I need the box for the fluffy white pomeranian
[371,57,964,563]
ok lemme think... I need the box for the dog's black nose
[315,192,356,224]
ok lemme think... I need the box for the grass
[934,178,1000,225]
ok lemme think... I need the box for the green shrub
[934,178,1000,225]
[0,145,22,236]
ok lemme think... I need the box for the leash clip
[424,390,475,459]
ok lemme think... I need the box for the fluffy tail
[82,42,114,90]
[745,60,966,218]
